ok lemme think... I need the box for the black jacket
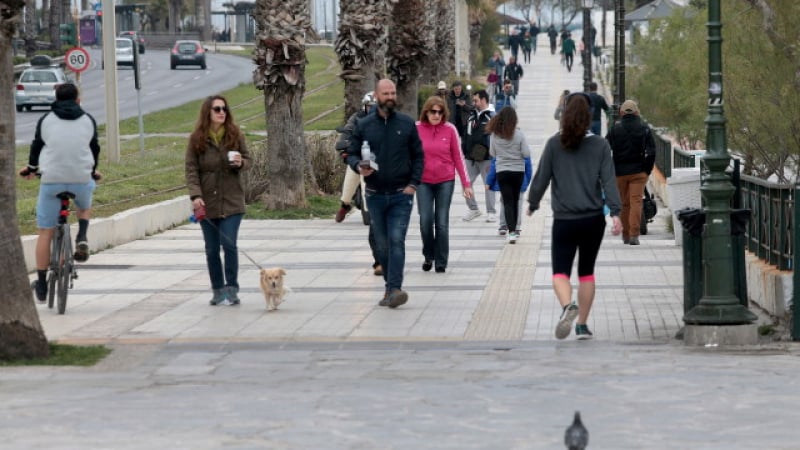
[446,90,472,136]
[505,63,523,81]
[588,92,610,121]
[346,111,424,192]
[464,108,494,161]
[606,114,656,177]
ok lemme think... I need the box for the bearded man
[347,79,424,309]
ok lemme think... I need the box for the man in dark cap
[605,99,656,246]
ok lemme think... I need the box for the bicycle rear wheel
[47,228,64,309]
[56,229,73,314]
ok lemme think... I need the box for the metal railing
[653,129,673,178]
[674,148,697,169]
[739,174,794,270]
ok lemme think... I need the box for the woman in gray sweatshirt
[527,93,622,341]
[486,106,530,243]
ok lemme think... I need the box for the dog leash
[193,215,264,270]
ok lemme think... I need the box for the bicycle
[20,166,99,314]
[39,191,78,314]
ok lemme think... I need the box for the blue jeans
[417,180,455,268]
[366,189,414,292]
[591,120,602,136]
[199,213,243,290]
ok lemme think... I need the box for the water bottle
[361,141,371,162]
[360,141,378,170]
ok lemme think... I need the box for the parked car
[119,31,145,54]
[170,40,206,70]
[15,56,70,112]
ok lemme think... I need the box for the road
[14,47,254,145]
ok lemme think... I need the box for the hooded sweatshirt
[28,100,100,184]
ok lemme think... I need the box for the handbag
[468,143,489,161]
[642,187,657,220]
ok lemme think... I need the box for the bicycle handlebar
[19,166,102,181]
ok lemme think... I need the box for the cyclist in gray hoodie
[19,83,100,302]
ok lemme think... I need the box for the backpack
[466,110,493,161]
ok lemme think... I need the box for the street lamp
[582,0,594,93]
[683,0,756,325]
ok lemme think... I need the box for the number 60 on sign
[65,47,90,73]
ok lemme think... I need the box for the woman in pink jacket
[416,96,474,273]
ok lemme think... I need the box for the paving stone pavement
[5,43,796,449]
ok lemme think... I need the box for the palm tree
[431,0,457,83]
[252,0,316,208]
[23,0,35,57]
[0,0,50,359]
[386,0,430,116]
[335,0,397,120]
[466,0,492,75]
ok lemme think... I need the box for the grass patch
[246,194,340,220]
[0,343,111,366]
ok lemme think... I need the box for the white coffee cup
[227,151,240,164]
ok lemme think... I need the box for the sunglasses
[428,109,444,116]
[211,106,228,113]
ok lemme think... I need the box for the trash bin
[676,208,751,314]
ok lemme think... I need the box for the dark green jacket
[185,134,250,219]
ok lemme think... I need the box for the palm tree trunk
[253,0,316,207]
[335,0,396,120]
[0,0,50,360]
[24,0,36,57]
[387,0,429,116]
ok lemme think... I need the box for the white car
[115,37,135,67]
[15,58,70,112]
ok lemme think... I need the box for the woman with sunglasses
[527,93,622,340]
[185,95,250,306]
[415,96,473,273]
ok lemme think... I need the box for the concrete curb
[21,195,191,272]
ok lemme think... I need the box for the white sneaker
[462,209,482,221]
[507,232,518,244]
[486,213,497,222]
[498,226,508,236]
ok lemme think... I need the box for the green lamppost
[683,0,756,325]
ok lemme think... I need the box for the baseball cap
[621,99,639,115]
[437,81,447,90]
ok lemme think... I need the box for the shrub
[242,132,341,203]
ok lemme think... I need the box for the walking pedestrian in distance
[547,25,558,55]
[527,93,622,340]
[554,89,570,121]
[185,95,250,306]
[347,79,424,309]
[416,96,474,273]
[446,80,472,140]
[562,33,576,72]
[587,82,611,136]
[485,106,531,244]
[605,99,656,246]
[462,89,497,223]
[504,56,524,96]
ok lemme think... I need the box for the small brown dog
[259,267,287,311]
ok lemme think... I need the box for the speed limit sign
[65,47,90,73]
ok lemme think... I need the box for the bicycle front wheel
[56,232,73,314]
